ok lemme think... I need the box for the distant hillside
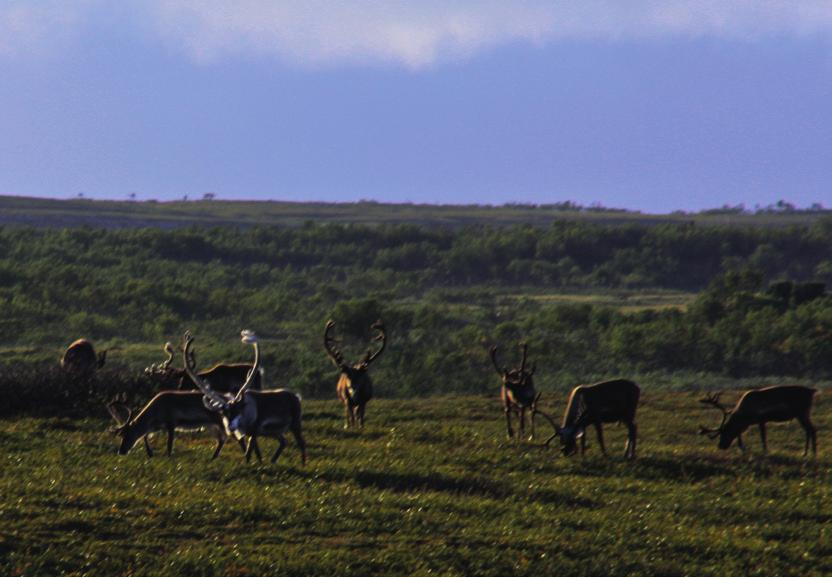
[0,195,826,229]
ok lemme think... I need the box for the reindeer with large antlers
[324,319,386,429]
[184,331,306,465]
[107,392,245,459]
[552,379,641,459]
[61,339,108,375]
[145,341,262,394]
[699,386,818,456]
[490,343,541,440]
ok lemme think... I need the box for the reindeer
[699,386,817,457]
[551,379,640,459]
[107,392,245,459]
[490,343,540,440]
[61,339,107,374]
[144,340,262,394]
[324,319,386,429]
[185,330,306,465]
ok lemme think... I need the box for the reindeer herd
[61,327,820,465]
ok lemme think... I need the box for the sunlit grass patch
[1,392,830,576]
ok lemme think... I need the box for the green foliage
[0,223,830,400]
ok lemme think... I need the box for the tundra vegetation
[0,206,831,575]
[1,395,830,577]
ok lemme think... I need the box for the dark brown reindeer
[107,392,245,459]
[61,339,107,375]
[490,343,540,440]
[699,386,817,457]
[144,340,262,394]
[185,330,306,465]
[324,319,386,429]
[552,379,640,459]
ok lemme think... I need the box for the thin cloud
[0,0,100,57]
[3,1,832,66]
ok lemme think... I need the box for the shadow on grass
[352,470,511,499]
[526,488,599,509]
[309,469,601,508]
[629,456,735,482]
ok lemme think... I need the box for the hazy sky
[1,1,831,213]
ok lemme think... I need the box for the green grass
[1,391,830,576]
[509,289,694,313]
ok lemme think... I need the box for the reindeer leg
[143,436,153,457]
[626,422,637,459]
[252,437,263,462]
[357,404,366,429]
[529,408,536,441]
[595,423,607,457]
[291,423,307,466]
[166,426,175,456]
[797,414,817,458]
[212,429,225,460]
[519,407,526,441]
[245,437,256,463]
[271,433,288,463]
[758,423,767,455]
[736,433,746,454]
[504,407,514,439]
[579,430,587,456]
[344,402,352,429]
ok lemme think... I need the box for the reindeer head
[106,394,137,455]
[490,342,537,408]
[551,424,582,456]
[324,319,386,399]
[183,330,260,438]
[698,392,738,449]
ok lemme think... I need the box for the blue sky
[1,1,831,213]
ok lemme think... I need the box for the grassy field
[1,392,829,577]
[0,194,826,229]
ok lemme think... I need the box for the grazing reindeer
[552,379,640,459]
[324,319,386,429]
[107,392,244,459]
[145,340,262,394]
[490,343,540,440]
[185,331,306,465]
[699,386,817,456]
[61,339,107,374]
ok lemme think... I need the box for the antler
[162,342,175,370]
[519,342,528,373]
[324,320,347,369]
[489,345,507,376]
[145,342,178,375]
[698,391,730,438]
[360,320,386,368]
[232,330,260,403]
[700,392,730,415]
[106,395,133,434]
[182,331,228,412]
